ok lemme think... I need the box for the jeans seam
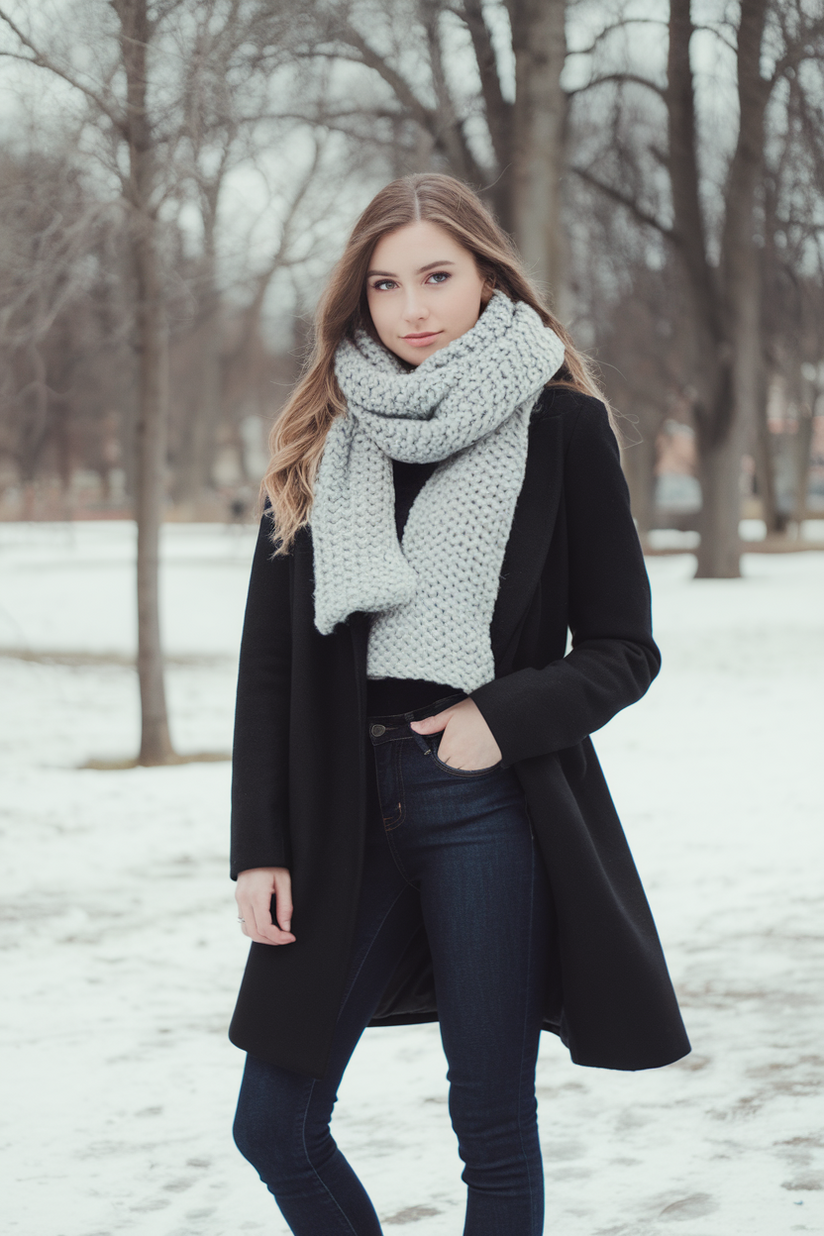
[516,838,540,1232]
[382,740,406,831]
[381,749,416,888]
[299,1079,359,1236]
[384,824,417,888]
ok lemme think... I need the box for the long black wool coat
[229,387,691,1079]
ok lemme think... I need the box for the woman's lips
[402,331,442,348]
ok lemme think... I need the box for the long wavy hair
[262,173,607,554]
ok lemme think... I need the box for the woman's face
[365,221,491,367]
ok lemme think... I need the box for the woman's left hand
[409,698,502,770]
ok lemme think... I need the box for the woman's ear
[480,277,496,307]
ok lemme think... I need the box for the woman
[230,173,690,1235]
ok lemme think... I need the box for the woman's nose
[402,291,429,323]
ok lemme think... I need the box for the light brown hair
[262,173,606,554]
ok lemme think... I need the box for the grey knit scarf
[309,290,565,692]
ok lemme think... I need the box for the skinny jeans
[233,691,554,1235]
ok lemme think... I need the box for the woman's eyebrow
[366,260,456,278]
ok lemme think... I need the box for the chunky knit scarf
[309,290,565,693]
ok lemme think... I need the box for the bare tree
[0,0,319,761]
[170,8,336,507]
[1,0,176,759]
[0,146,113,508]
[263,0,569,298]
[172,0,275,508]
[0,2,232,761]
[758,36,824,532]
[569,0,824,576]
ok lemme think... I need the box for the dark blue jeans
[233,692,554,1235]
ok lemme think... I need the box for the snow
[646,518,824,549]
[1,522,822,1236]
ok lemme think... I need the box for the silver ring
[237,917,245,923]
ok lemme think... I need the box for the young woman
[229,173,690,1235]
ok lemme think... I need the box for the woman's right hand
[236,867,296,945]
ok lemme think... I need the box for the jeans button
[370,723,386,737]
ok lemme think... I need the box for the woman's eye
[369,272,449,291]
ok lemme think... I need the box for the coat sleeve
[230,511,293,879]
[468,398,661,768]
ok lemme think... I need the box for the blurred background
[0,0,822,549]
[1,3,823,1234]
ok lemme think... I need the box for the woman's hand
[410,698,502,770]
[236,867,296,945]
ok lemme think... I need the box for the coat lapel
[489,411,564,668]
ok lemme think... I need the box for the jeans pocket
[429,733,503,778]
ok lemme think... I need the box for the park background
[1,1,822,1233]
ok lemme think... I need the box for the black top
[365,458,467,718]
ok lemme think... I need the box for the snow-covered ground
[1,522,822,1236]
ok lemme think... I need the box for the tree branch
[770,13,824,85]
[691,22,738,55]
[568,72,666,101]
[567,17,667,58]
[0,7,124,131]
[570,165,674,238]
[419,0,480,181]
[456,0,511,167]
[335,22,435,134]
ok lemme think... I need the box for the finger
[236,895,266,943]
[410,709,452,733]
[272,882,293,934]
[236,891,292,946]
[251,893,295,945]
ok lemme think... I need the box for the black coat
[228,388,691,1079]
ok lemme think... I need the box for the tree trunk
[791,406,814,531]
[132,216,173,764]
[695,425,743,578]
[665,0,721,352]
[117,0,174,765]
[715,0,770,571]
[754,370,780,533]
[507,0,568,307]
[620,428,657,540]
[175,224,222,508]
[461,0,513,233]
[665,0,771,579]
[19,343,50,486]
[666,0,739,577]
